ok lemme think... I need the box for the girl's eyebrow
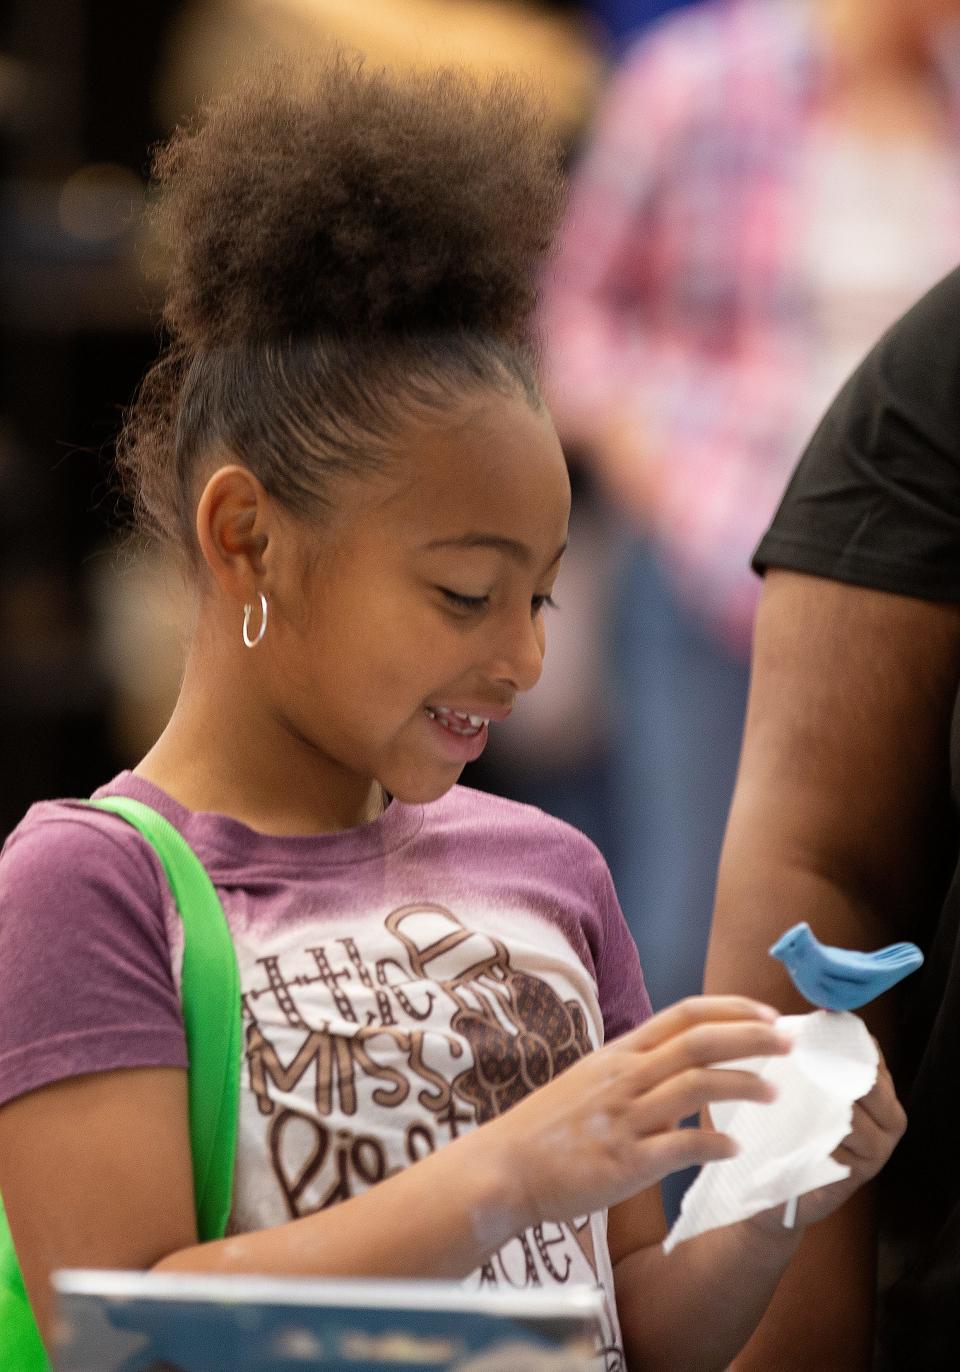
[420,533,567,568]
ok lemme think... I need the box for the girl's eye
[437,588,559,615]
[439,588,489,611]
[532,594,559,614]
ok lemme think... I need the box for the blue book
[52,1270,603,1371]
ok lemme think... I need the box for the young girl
[0,57,903,1370]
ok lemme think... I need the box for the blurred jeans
[609,541,750,1010]
[606,540,751,1015]
[608,541,751,1218]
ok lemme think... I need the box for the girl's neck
[136,641,386,837]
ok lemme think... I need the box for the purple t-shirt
[0,773,650,1366]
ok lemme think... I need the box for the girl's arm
[0,997,791,1347]
[611,1058,905,1371]
[0,1065,525,1341]
[611,1186,800,1372]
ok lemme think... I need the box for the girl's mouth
[422,705,490,762]
[423,706,489,736]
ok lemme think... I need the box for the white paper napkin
[663,1010,878,1253]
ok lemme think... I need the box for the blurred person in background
[540,0,960,1016]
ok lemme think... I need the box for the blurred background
[4,0,960,1018]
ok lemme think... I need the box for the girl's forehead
[375,393,571,542]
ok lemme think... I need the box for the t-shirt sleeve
[592,858,653,1043]
[753,266,960,600]
[0,805,188,1108]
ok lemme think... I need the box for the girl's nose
[488,611,545,694]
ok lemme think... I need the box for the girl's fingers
[621,997,781,1054]
[856,1063,907,1137]
[622,1020,792,1093]
[638,1126,739,1177]
[632,1067,777,1132]
[834,1113,885,1166]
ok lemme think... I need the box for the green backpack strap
[0,1199,47,1369]
[0,795,242,1372]
[86,796,242,1241]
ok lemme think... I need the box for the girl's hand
[492,996,792,1227]
[749,1047,906,1237]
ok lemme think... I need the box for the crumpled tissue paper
[663,1010,878,1253]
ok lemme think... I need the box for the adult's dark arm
[704,567,960,1369]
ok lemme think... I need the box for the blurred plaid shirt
[540,0,960,649]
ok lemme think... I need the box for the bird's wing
[815,942,923,977]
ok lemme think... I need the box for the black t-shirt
[755,267,960,1369]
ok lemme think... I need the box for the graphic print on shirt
[239,902,624,1369]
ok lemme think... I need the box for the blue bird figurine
[769,922,924,1012]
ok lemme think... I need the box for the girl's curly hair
[119,54,563,556]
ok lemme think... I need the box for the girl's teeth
[424,706,489,735]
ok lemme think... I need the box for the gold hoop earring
[242,592,268,648]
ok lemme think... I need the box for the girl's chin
[380,763,465,807]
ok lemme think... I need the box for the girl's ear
[195,463,271,602]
